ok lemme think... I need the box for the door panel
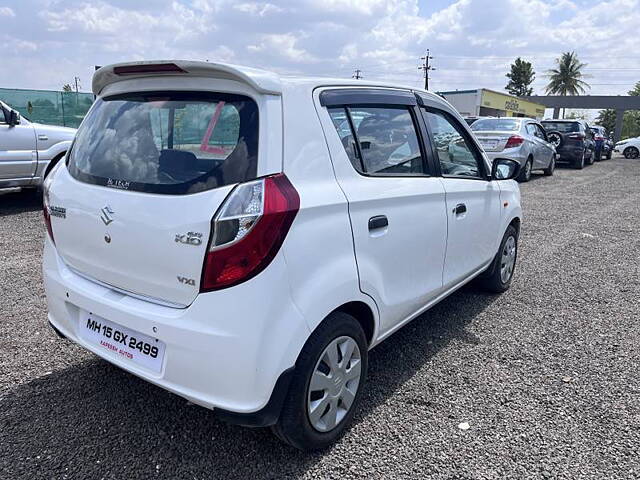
[0,120,37,180]
[440,178,501,287]
[320,100,447,334]
[339,175,448,331]
[421,107,501,287]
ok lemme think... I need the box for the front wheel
[272,312,368,451]
[586,149,595,165]
[543,155,555,176]
[478,225,518,293]
[624,146,639,159]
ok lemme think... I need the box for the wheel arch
[43,151,67,179]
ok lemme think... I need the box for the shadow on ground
[0,283,497,479]
[0,189,42,217]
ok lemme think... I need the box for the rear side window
[328,106,427,176]
[541,122,579,133]
[472,118,521,132]
[68,91,259,194]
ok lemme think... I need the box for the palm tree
[545,52,590,118]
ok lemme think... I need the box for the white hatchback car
[43,61,522,451]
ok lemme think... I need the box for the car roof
[92,60,444,104]
[541,119,582,123]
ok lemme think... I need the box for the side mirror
[8,110,20,126]
[491,158,520,180]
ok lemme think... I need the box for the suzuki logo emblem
[100,206,114,226]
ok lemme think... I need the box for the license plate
[480,140,498,150]
[78,311,166,373]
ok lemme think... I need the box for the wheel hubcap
[500,236,517,283]
[307,336,362,432]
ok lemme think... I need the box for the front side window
[68,91,259,194]
[328,106,427,176]
[423,109,483,178]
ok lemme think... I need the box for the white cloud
[0,7,15,17]
[0,0,638,97]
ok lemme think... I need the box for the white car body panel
[43,60,522,417]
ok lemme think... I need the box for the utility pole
[352,69,363,80]
[74,76,81,93]
[418,50,435,90]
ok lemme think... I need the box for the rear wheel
[606,149,612,160]
[517,157,533,182]
[624,146,639,159]
[574,151,585,169]
[479,225,518,293]
[272,312,368,451]
[543,154,555,176]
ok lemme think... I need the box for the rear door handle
[454,203,467,215]
[368,215,388,230]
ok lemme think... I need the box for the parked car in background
[540,119,595,169]
[615,136,640,159]
[0,100,76,190]
[590,125,612,160]
[470,117,555,182]
[43,60,523,451]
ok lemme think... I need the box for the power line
[418,49,435,90]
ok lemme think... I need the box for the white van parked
[43,61,522,451]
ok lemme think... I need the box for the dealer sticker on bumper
[78,311,166,373]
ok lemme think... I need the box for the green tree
[595,109,616,134]
[545,52,590,118]
[62,83,73,92]
[505,57,535,97]
[629,81,640,96]
[545,51,589,95]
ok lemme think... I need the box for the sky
[0,0,639,97]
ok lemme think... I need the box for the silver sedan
[470,117,556,182]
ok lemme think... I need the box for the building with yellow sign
[438,88,546,119]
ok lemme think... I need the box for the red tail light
[201,174,300,291]
[505,135,525,149]
[43,200,55,245]
[595,135,604,141]
[42,162,62,245]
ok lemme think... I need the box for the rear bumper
[43,237,310,422]
[555,146,584,162]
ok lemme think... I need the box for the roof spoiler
[92,60,282,96]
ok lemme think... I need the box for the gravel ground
[1,156,639,479]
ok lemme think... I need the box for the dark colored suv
[590,125,613,161]
[541,119,595,169]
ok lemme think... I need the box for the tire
[595,149,602,162]
[543,154,555,176]
[606,150,612,160]
[574,150,585,169]
[586,149,595,165]
[517,157,533,182]
[478,225,518,293]
[271,312,368,451]
[624,146,639,159]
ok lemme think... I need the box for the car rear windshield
[541,122,580,133]
[471,118,520,132]
[67,91,259,194]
